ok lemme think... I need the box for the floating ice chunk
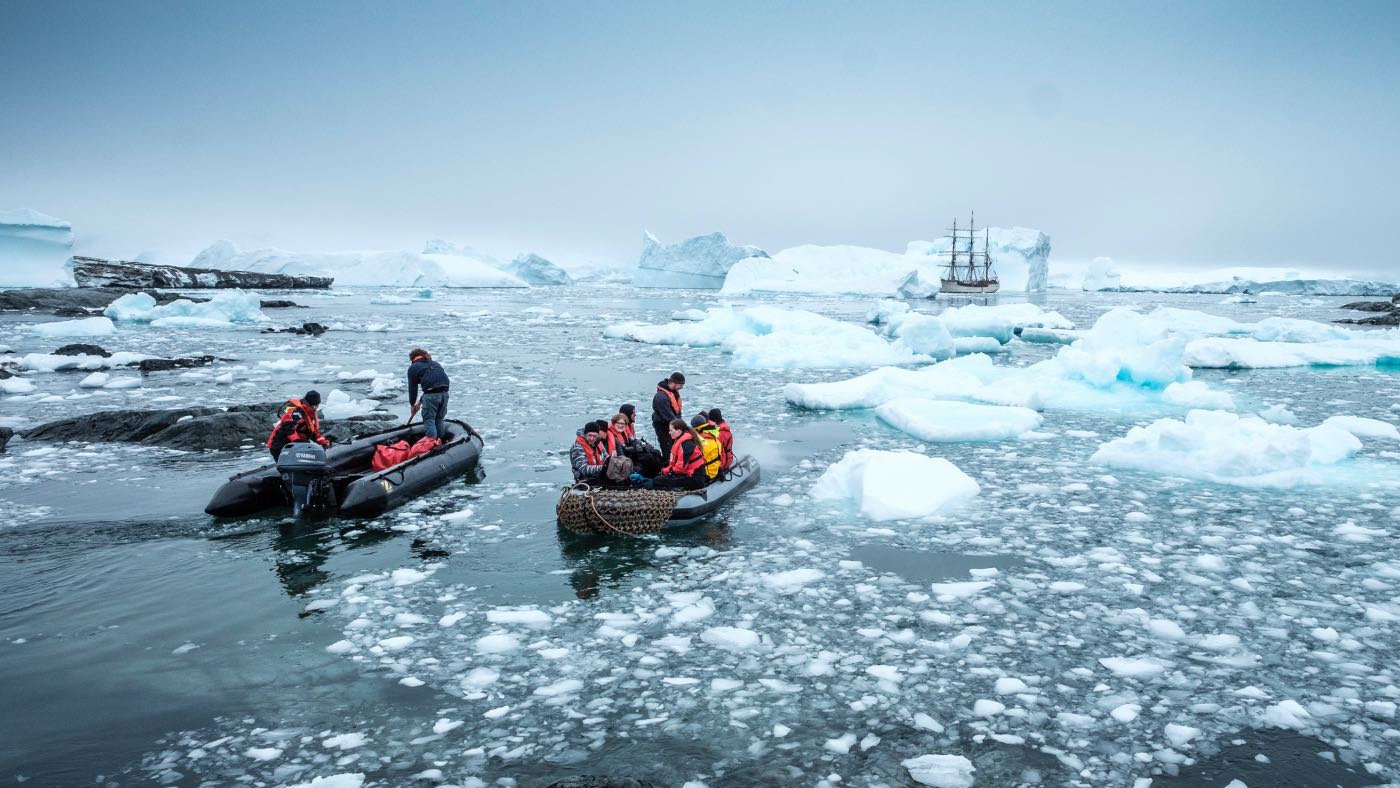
[1162,380,1236,410]
[319,389,381,420]
[1321,415,1399,441]
[1099,657,1168,678]
[485,609,553,628]
[867,299,912,325]
[784,354,1001,410]
[902,753,976,788]
[399,676,424,687]
[867,665,902,682]
[670,598,716,624]
[995,677,1028,694]
[483,705,511,719]
[1091,410,1364,487]
[378,635,414,652]
[1164,723,1201,748]
[824,732,858,754]
[1335,521,1387,542]
[433,718,464,734]
[325,639,354,654]
[246,747,282,761]
[79,371,110,388]
[929,580,993,600]
[1194,554,1227,572]
[474,634,521,654]
[1049,581,1086,593]
[1184,336,1400,369]
[700,626,761,651]
[811,449,980,521]
[288,773,366,788]
[461,667,500,690]
[533,678,584,697]
[1147,619,1187,641]
[1,377,36,394]
[390,568,429,586]
[772,723,791,737]
[973,699,1005,716]
[1259,403,1299,425]
[912,713,945,733]
[1049,308,1190,388]
[1261,699,1312,730]
[1250,317,1353,343]
[30,316,116,337]
[321,732,368,750]
[1110,703,1141,722]
[710,677,744,692]
[762,568,826,593]
[874,398,1043,442]
[439,612,466,626]
[106,290,270,326]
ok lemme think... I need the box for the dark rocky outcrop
[1336,293,1399,326]
[71,256,332,290]
[259,299,305,309]
[136,355,217,372]
[54,343,111,357]
[0,427,12,452]
[21,403,394,451]
[261,322,327,336]
[0,286,308,315]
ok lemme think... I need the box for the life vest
[657,384,682,420]
[715,421,734,470]
[575,435,605,466]
[266,398,322,452]
[606,426,629,455]
[664,434,705,478]
[695,423,722,480]
[622,421,636,441]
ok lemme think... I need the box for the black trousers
[653,472,705,491]
[653,421,673,457]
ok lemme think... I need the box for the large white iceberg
[105,290,270,327]
[1184,335,1400,369]
[875,398,1044,441]
[810,449,980,520]
[1080,257,1122,291]
[603,306,929,369]
[29,316,117,337]
[191,240,527,288]
[1090,410,1372,487]
[0,209,74,287]
[633,231,768,289]
[503,253,571,285]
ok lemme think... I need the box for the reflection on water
[558,518,736,599]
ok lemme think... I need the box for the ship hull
[940,279,1000,294]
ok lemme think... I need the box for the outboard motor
[277,441,335,517]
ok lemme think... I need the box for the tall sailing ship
[939,212,1000,294]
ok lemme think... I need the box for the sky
[2,0,1398,273]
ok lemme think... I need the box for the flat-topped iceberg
[0,208,74,288]
[1075,260,1398,296]
[191,240,527,288]
[633,231,768,289]
[875,398,1044,442]
[810,449,980,520]
[28,316,117,337]
[1090,410,1380,487]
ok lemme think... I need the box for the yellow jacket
[696,424,722,480]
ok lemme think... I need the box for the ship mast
[967,211,976,283]
[983,227,991,281]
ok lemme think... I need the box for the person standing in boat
[266,390,330,460]
[651,372,685,455]
[407,348,451,440]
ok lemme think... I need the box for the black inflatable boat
[206,419,483,518]
[669,454,761,524]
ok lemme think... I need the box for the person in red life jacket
[266,390,330,460]
[604,413,632,456]
[617,404,638,441]
[707,407,734,471]
[651,372,685,456]
[652,418,708,491]
[570,420,611,483]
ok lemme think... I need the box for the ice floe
[105,290,270,327]
[810,449,980,520]
[28,316,117,337]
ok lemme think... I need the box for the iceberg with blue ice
[503,253,571,285]
[105,290,270,327]
[0,208,74,287]
[874,398,1045,442]
[633,231,768,289]
[191,240,528,288]
[810,448,980,520]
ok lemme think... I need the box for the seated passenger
[617,404,639,441]
[652,419,708,491]
[570,421,610,483]
[266,389,330,460]
[605,413,632,456]
[691,414,723,482]
[707,408,734,471]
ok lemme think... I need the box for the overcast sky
[2,0,1397,272]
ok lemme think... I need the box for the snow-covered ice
[810,449,980,520]
[192,240,528,288]
[0,208,73,287]
[874,398,1044,442]
[28,316,117,337]
[105,290,270,327]
[633,231,768,289]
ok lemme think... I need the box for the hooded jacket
[651,380,682,427]
[407,358,450,406]
[570,429,610,481]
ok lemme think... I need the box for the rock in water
[261,323,327,336]
[633,231,769,289]
[21,403,393,451]
[54,343,111,357]
[1340,299,1397,312]
[0,209,73,288]
[137,356,217,372]
[70,256,333,289]
[0,427,12,452]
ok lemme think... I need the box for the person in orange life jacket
[407,348,451,440]
[609,409,664,478]
[570,421,611,482]
[604,413,632,456]
[266,389,330,460]
[651,372,685,456]
[707,408,734,470]
[651,418,708,491]
[617,404,638,441]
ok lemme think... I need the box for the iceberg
[874,398,1045,441]
[503,253,572,285]
[1072,261,1398,296]
[1080,256,1121,291]
[603,306,929,369]
[1184,335,1400,369]
[105,290,270,326]
[0,209,74,288]
[191,240,527,288]
[29,316,117,337]
[810,449,980,521]
[1090,410,1369,487]
[633,231,768,289]
[722,244,939,298]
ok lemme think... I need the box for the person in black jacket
[651,371,685,456]
[407,348,451,439]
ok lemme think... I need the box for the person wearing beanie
[707,408,734,471]
[407,348,452,440]
[651,371,686,456]
[570,420,611,483]
[265,388,330,460]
